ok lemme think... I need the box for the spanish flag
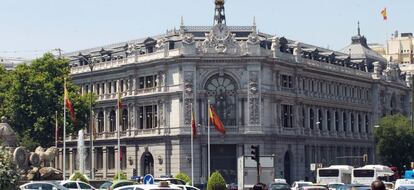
[381,8,387,21]
[64,80,76,125]
[209,105,226,135]
[117,87,123,125]
[192,109,197,137]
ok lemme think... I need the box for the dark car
[269,183,291,190]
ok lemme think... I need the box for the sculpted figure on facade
[201,24,240,54]
[248,71,260,125]
[293,42,302,63]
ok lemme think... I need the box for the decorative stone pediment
[200,24,240,54]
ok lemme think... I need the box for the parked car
[327,183,344,190]
[59,180,96,190]
[154,178,187,185]
[396,185,414,190]
[291,181,313,190]
[99,180,136,190]
[114,181,182,190]
[336,184,370,190]
[299,185,328,190]
[20,181,69,190]
[268,182,290,190]
[383,182,394,190]
[227,183,238,190]
[176,184,201,190]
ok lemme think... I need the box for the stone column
[102,146,107,179]
[69,148,74,175]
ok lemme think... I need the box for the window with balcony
[343,112,347,132]
[282,105,293,128]
[281,75,293,88]
[122,109,128,131]
[327,110,331,131]
[109,110,116,132]
[139,77,145,89]
[350,113,354,132]
[358,114,362,133]
[335,111,339,131]
[139,107,144,129]
[138,75,158,89]
[98,111,104,133]
[138,105,158,129]
[318,109,323,130]
[310,109,314,129]
[365,114,369,133]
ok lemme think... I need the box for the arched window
[122,109,128,131]
[343,112,347,132]
[109,110,116,132]
[98,111,104,133]
[205,74,238,126]
[310,109,314,129]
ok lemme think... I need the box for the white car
[114,181,182,190]
[20,181,69,190]
[175,184,200,190]
[291,181,313,190]
[59,180,96,190]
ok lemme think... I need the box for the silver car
[20,181,69,190]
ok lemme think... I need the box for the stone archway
[284,151,292,184]
[141,152,154,176]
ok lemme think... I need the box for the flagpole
[117,81,121,176]
[55,111,58,148]
[63,80,67,180]
[207,99,211,179]
[191,102,194,186]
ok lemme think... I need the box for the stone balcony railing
[64,124,370,142]
[70,49,181,74]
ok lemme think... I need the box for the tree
[207,171,227,190]
[69,171,89,183]
[2,53,92,150]
[374,114,414,169]
[0,65,12,117]
[113,171,127,180]
[175,172,191,185]
[0,147,20,189]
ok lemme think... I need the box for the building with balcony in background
[57,0,410,184]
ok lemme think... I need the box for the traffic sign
[143,174,154,184]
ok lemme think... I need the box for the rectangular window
[139,77,145,89]
[146,76,154,88]
[108,82,112,93]
[107,147,115,169]
[121,146,127,169]
[154,105,158,127]
[120,80,124,92]
[95,147,103,169]
[139,107,144,129]
[282,105,293,128]
[146,106,153,128]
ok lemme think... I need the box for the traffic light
[251,145,260,162]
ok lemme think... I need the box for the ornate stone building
[58,0,410,184]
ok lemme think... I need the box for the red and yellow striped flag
[209,105,226,135]
[64,80,76,125]
[381,8,387,21]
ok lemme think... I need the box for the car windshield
[100,181,113,189]
[329,184,344,189]
[270,183,290,190]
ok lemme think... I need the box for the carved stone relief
[248,71,260,125]
[200,24,241,54]
[183,71,194,125]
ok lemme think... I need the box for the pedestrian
[371,180,385,190]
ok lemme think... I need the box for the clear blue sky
[0,0,412,59]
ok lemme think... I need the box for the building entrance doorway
[141,152,154,176]
[210,144,237,183]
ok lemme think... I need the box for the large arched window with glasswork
[205,74,238,126]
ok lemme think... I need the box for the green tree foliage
[69,171,89,183]
[113,171,127,180]
[1,53,92,150]
[207,171,227,190]
[175,172,191,185]
[0,65,12,117]
[374,114,414,169]
[0,147,20,189]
